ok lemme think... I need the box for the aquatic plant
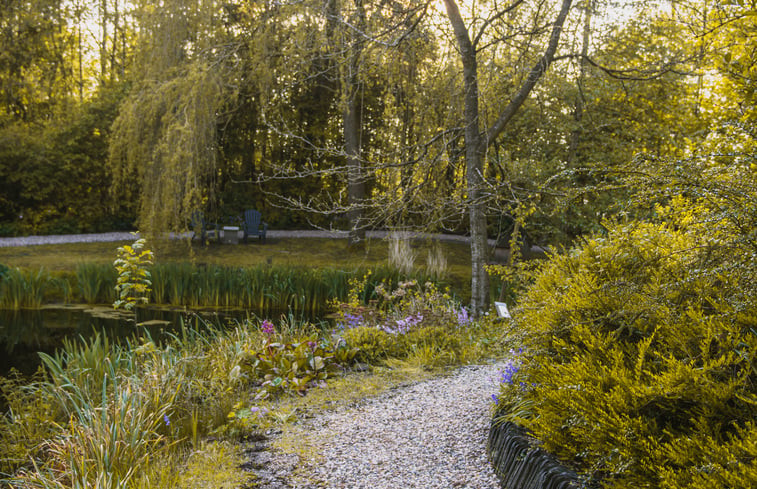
[0,267,55,309]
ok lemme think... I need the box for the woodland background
[1,0,755,307]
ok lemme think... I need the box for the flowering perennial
[382,314,424,335]
[261,320,275,335]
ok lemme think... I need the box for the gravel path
[0,230,494,248]
[256,363,504,489]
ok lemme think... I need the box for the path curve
[254,363,504,489]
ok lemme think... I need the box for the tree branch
[484,0,574,146]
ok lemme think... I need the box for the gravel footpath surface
[253,363,504,489]
[0,230,491,248]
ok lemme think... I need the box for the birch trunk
[443,0,489,315]
[443,0,574,315]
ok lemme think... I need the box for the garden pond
[0,305,298,375]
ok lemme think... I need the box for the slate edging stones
[487,419,584,489]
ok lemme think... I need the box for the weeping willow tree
[109,63,226,236]
[107,0,234,237]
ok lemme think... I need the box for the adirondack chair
[190,211,217,243]
[242,209,268,243]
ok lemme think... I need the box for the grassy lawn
[0,237,475,294]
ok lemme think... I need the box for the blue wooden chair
[242,209,268,243]
[190,211,217,243]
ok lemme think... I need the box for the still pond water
[0,305,258,376]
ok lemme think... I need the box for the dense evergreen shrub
[497,213,757,488]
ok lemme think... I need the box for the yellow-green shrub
[500,219,757,488]
[342,326,400,363]
[402,325,462,360]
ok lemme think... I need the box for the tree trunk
[344,0,366,245]
[100,0,108,84]
[443,0,489,315]
[345,80,365,245]
[444,0,574,315]
[568,0,593,165]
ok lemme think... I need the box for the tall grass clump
[75,263,116,304]
[388,235,415,274]
[425,240,448,278]
[2,320,268,487]
[0,268,56,309]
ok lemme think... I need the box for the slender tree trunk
[77,15,83,101]
[345,76,365,245]
[344,0,366,245]
[112,0,119,81]
[100,0,108,84]
[568,0,592,165]
[694,1,708,117]
[443,0,489,315]
[444,0,574,315]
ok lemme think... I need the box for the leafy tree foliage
[0,0,74,123]
[0,84,129,234]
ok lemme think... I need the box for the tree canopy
[1,0,755,307]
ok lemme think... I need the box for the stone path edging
[487,420,583,489]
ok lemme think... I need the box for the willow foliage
[109,62,226,236]
[107,0,236,237]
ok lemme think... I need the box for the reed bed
[75,263,117,304]
[148,263,438,316]
[0,263,442,313]
[0,268,58,309]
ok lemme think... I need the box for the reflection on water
[0,306,250,376]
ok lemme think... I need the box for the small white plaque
[494,301,511,318]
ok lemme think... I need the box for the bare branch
[484,0,574,146]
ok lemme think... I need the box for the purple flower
[163,414,170,426]
[344,314,362,329]
[499,361,520,385]
[261,320,275,335]
[382,314,423,335]
[491,394,499,405]
[499,350,522,384]
[456,307,470,326]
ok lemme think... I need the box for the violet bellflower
[499,349,522,384]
